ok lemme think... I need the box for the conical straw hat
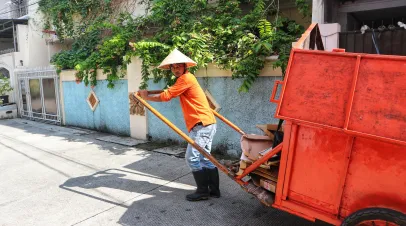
[158,49,197,70]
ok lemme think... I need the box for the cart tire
[341,208,406,226]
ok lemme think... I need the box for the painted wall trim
[59,69,128,81]
[195,58,282,77]
[60,57,282,81]
[127,57,148,140]
[59,74,66,125]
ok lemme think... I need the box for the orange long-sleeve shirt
[160,72,216,132]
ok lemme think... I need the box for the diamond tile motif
[87,90,99,111]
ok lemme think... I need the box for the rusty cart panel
[349,56,406,142]
[271,40,406,224]
[273,50,406,146]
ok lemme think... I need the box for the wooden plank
[205,90,221,112]
[239,160,248,169]
[256,124,274,138]
[251,170,278,182]
[255,166,272,175]
[260,179,277,193]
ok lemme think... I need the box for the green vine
[39,0,308,91]
[295,0,312,18]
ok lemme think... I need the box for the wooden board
[251,170,278,182]
[260,179,276,193]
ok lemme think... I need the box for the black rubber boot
[186,170,209,201]
[206,167,221,198]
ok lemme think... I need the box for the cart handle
[133,93,236,179]
[270,80,284,104]
[212,110,245,136]
[139,90,246,136]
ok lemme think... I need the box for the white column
[127,57,148,140]
[312,0,325,24]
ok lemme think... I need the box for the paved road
[0,119,329,226]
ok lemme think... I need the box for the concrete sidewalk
[0,119,326,226]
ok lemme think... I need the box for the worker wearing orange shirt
[138,49,220,201]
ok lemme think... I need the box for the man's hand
[136,89,163,102]
[138,90,148,99]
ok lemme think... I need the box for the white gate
[15,68,61,124]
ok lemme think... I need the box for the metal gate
[16,68,61,124]
[339,28,406,56]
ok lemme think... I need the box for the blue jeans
[186,124,217,172]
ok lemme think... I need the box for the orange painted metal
[272,122,406,225]
[270,45,406,225]
[282,124,298,201]
[332,48,346,53]
[274,50,406,146]
[333,137,354,216]
[294,23,318,49]
[278,200,342,226]
[287,126,351,213]
[272,203,316,222]
[294,23,324,50]
[270,80,284,103]
[274,121,293,206]
[339,137,406,215]
[343,55,361,129]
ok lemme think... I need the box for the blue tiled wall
[147,76,282,150]
[62,80,130,136]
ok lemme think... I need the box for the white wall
[15,24,28,66]
[0,0,12,19]
[0,1,59,107]
[130,1,149,17]
[312,0,324,24]
[24,2,52,67]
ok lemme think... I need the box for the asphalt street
[0,119,329,226]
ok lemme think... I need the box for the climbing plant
[0,75,13,104]
[39,0,309,91]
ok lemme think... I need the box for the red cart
[266,25,406,225]
[133,24,406,226]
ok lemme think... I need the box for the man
[138,49,220,201]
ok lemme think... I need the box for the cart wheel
[341,208,406,226]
